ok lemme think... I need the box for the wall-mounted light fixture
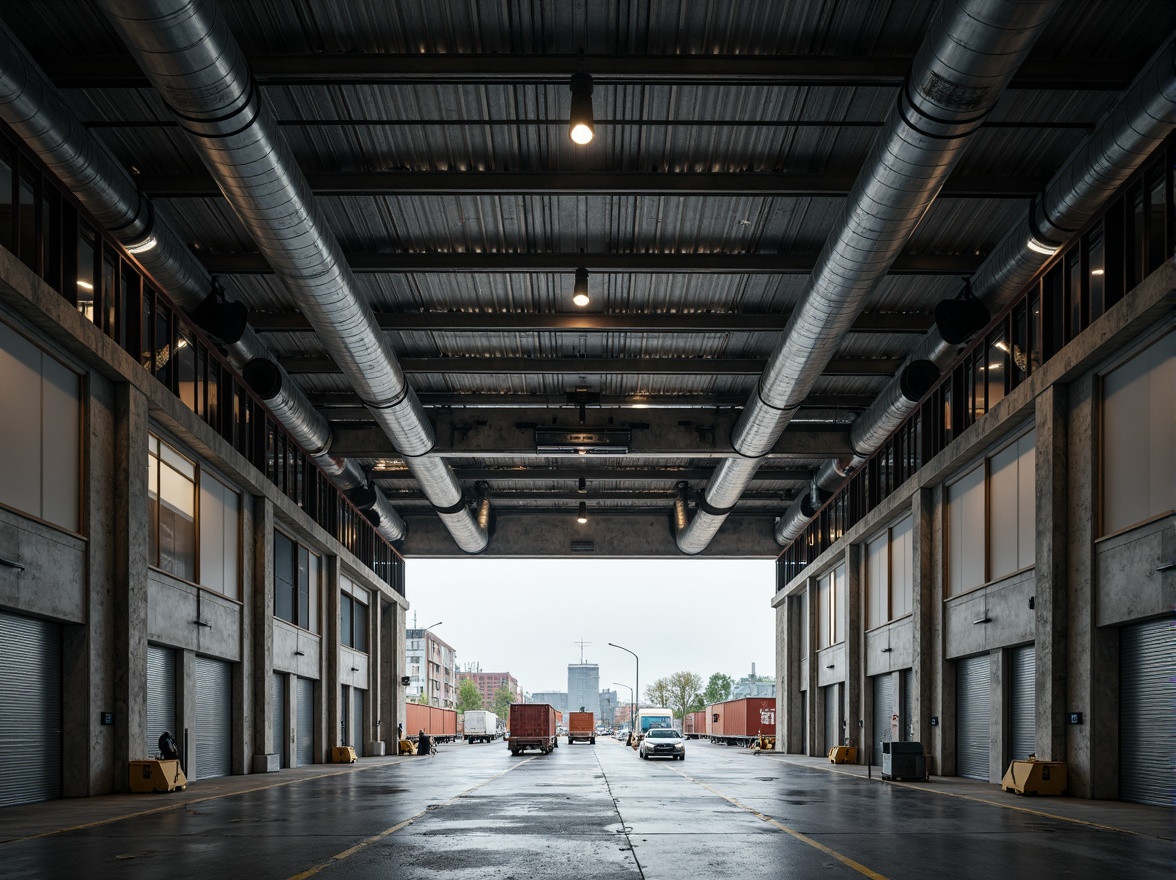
[572,267,590,307]
[578,476,587,494]
[577,501,589,524]
[568,73,595,145]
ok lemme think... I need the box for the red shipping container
[508,703,557,754]
[707,698,776,742]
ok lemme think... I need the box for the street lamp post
[608,643,638,730]
[612,682,633,729]
[423,622,443,706]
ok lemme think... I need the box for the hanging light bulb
[572,267,590,307]
[568,73,595,145]
[577,501,588,524]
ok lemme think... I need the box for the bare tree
[644,677,671,709]
[666,671,704,720]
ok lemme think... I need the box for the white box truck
[463,710,502,744]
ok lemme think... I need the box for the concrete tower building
[567,663,600,717]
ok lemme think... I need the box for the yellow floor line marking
[668,766,889,880]
[1,760,407,845]
[285,755,539,880]
[758,755,1156,839]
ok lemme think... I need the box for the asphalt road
[1,736,1169,879]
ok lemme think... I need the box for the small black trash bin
[882,741,926,780]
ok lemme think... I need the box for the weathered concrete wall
[943,570,1035,660]
[1095,516,1174,626]
[864,617,914,676]
[0,510,87,622]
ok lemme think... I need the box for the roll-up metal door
[1009,646,1036,761]
[273,673,286,768]
[352,689,365,756]
[195,656,232,779]
[901,669,913,741]
[823,684,839,752]
[872,674,895,765]
[1120,619,1176,806]
[146,645,176,760]
[0,612,61,807]
[800,698,807,755]
[956,654,991,781]
[296,677,314,766]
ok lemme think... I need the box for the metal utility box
[128,759,187,793]
[1001,760,1067,796]
[881,742,926,780]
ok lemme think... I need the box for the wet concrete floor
[0,737,1170,879]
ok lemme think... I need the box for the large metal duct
[776,34,1176,546]
[97,0,487,552]
[675,0,1060,554]
[0,17,406,544]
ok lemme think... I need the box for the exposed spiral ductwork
[0,16,406,545]
[674,0,1061,554]
[775,34,1176,546]
[97,0,487,552]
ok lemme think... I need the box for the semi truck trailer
[568,711,595,744]
[463,710,502,744]
[508,703,558,755]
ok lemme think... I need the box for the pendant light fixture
[577,501,589,524]
[572,267,590,307]
[568,73,595,145]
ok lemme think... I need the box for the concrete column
[324,555,340,758]
[250,496,276,772]
[910,488,935,756]
[111,382,149,791]
[928,484,953,776]
[178,648,196,775]
[1065,372,1116,798]
[1035,384,1069,762]
[365,589,380,752]
[379,597,400,750]
[989,649,1005,783]
[805,577,819,755]
[63,375,116,795]
[845,544,863,757]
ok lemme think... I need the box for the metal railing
[0,123,404,593]
[778,136,1173,588]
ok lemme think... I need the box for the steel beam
[40,53,1137,90]
[248,310,933,334]
[141,170,1041,199]
[434,466,813,482]
[206,251,982,275]
[280,355,903,377]
[329,409,853,459]
[306,390,877,411]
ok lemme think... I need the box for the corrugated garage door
[0,611,61,807]
[823,684,839,753]
[1009,646,1036,761]
[957,654,991,781]
[901,669,913,741]
[872,674,895,765]
[145,645,176,760]
[1120,619,1176,806]
[273,673,286,768]
[195,656,232,779]
[296,677,314,766]
[352,688,365,755]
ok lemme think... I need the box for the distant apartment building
[405,628,457,708]
[598,689,618,725]
[568,663,600,716]
[731,663,776,699]
[458,671,522,707]
[530,691,568,713]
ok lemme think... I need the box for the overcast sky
[404,558,777,701]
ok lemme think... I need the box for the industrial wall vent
[535,427,630,455]
[570,540,595,553]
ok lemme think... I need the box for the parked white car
[639,728,686,760]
